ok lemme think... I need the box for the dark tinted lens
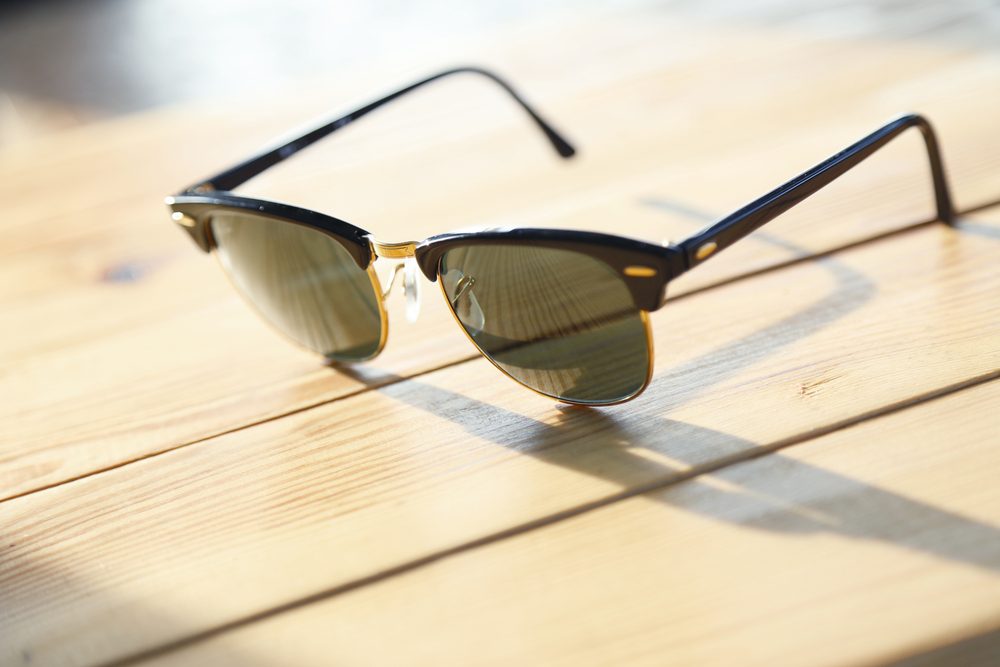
[211,211,384,361]
[439,244,651,404]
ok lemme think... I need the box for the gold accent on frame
[371,239,418,259]
[623,265,657,278]
[695,241,718,261]
[172,212,197,227]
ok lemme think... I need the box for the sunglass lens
[439,244,651,404]
[210,211,385,361]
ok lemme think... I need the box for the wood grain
[3,211,997,666]
[4,5,1000,666]
[3,10,1000,500]
[145,377,1000,667]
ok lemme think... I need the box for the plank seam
[94,369,1000,667]
[6,209,980,506]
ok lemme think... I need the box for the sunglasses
[166,66,955,406]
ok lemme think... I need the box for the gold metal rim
[363,264,391,360]
[203,216,656,400]
[436,277,654,406]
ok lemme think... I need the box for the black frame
[178,66,574,195]
[168,67,957,332]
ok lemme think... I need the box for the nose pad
[442,268,485,336]
[403,257,421,323]
[380,260,423,323]
[381,263,405,299]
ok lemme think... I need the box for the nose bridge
[371,239,417,260]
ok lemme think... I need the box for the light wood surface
[146,378,1000,667]
[4,10,1000,500]
[4,212,999,666]
[2,4,999,666]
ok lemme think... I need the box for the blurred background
[0,0,603,145]
[3,0,999,148]
[4,0,1000,307]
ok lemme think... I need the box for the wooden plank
[4,11,1000,499]
[3,212,997,666]
[143,377,1000,667]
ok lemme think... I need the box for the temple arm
[182,66,575,194]
[675,114,955,273]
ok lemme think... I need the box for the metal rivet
[695,241,718,261]
[623,265,657,278]
[172,212,197,227]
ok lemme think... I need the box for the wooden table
[3,4,1000,666]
